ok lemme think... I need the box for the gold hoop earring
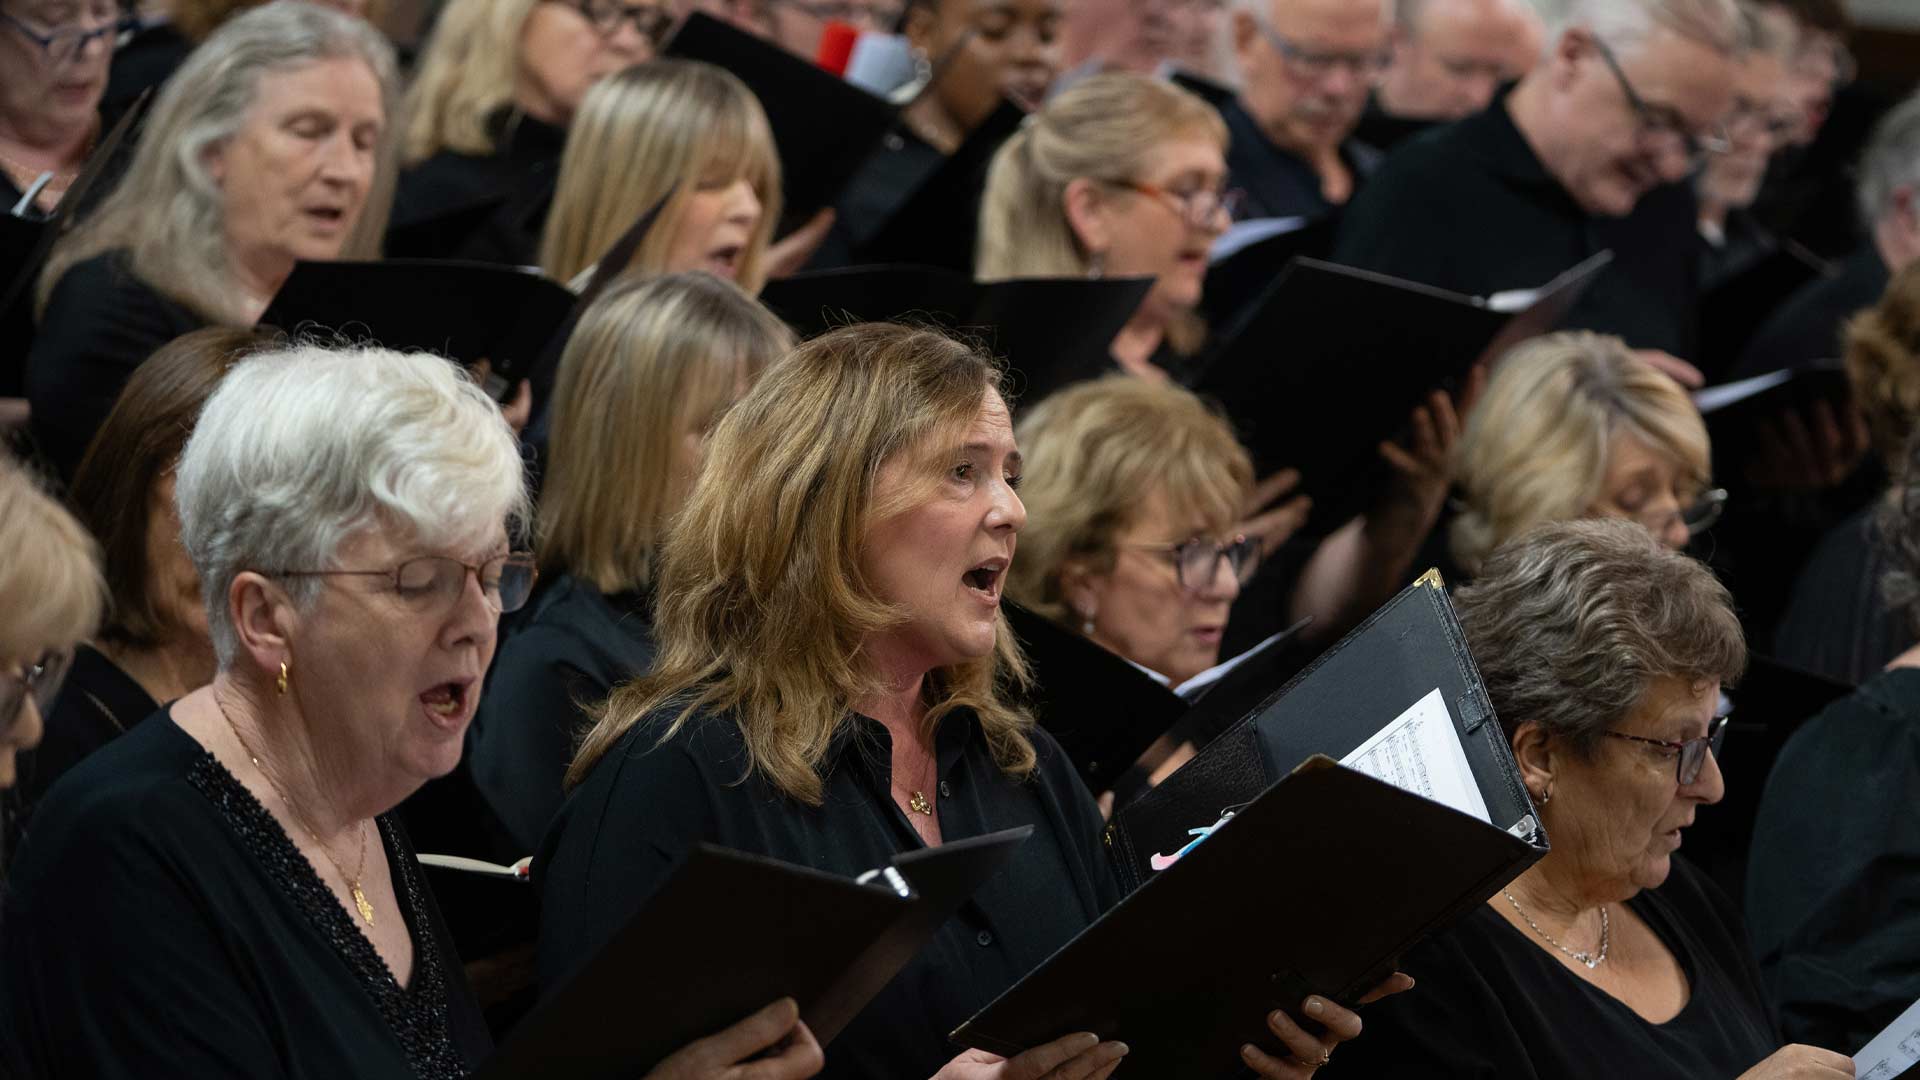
[277,661,289,696]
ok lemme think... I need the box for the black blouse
[388,110,568,266]
[1748,667,1920,1054]
[1317,858,1780,1080]
[535,705,1120,1080]
[466,574,655,854]
[3,643,156,862]
[24,250,207,481]
[0,711,492,1079]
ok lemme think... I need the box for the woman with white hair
[0,344,823,1080]
[25,0,398,481]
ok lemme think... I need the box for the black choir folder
[478,827,1031,1079]
[952,573,1548,1077]
[1196,251,1612,537]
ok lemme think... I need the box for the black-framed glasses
[554,0,675,42]
[0,8,136,62]
[1123,534,1261,591]
[1590,35,1731,162]
[1,648,74,737]
[1115,178,1244,229]
[270,552,538,616]
[1254,19,1391,84]
[1602,713,1729,786]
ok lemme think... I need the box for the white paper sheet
[1854,995,1920,1078]
[1339,688,1492,824]
[1692,369,1794,414]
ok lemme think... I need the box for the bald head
[1380,0,1535,119]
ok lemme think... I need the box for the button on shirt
[535,705,1121,1080]
[1333,87,1705,358]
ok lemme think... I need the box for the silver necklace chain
[1503,889,1610,969]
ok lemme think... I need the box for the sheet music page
[1339,688,1493,824]
[1854,995,1920,1078]
[1209,216,1310,261]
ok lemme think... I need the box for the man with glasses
[1221,0,1389,220]
[1356,0,1537,151]
[1696,3,1801,291]
[1334,0,1741,359]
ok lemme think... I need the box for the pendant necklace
[1503,889,1608,969]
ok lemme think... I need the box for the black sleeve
[25,256,204,481]
[1,793,288,1078]
[467,625,611,854]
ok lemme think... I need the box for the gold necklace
[907,790,934,816]
[216,696,376,926]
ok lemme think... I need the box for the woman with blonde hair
[537,59,782,291]
[1450,332,1718,577]
[27,0,398,480]
[0,460,104,801]
[466,271,793,852]
[539,322,1391,1080]
[977,72,1230,378]
[388,0,657,260]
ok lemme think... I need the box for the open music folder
[476,827,1031,1079]
[950,573,1548,1077]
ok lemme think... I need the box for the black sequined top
[1,709,493,1078]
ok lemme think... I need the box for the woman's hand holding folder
[645,997,824,1080]
[932,1032,1129,1080]
[1240,979,1416,1078]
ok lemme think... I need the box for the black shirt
[1731,244,1890,380]
[466,574,655,854]
[25,250,207,481]
[1772,503,1910,686]
[3,643,156,863]
[1318,858,1780,1079]
[1333,88,1704,357]
[1350,97,1442,153]
[1747,667,1920,1054]
[101,22,194,117]
[0,711,492,1078]
[536,705,1120,1080]
[388,110,568,265]
[1221,97,1382,222]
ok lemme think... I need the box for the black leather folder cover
[1696,365,1852,466]
[1698,240,1835,383]
[1200,216,1338,335]
[664,12,898,233]
[951,575,1546,1076]
[857,99,1025,271]
[1194,252,1611,536]
[258,259,576,387]
[479,827,1032,1079]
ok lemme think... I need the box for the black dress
[2,643,156,862]
[1318,858,1780,1079]
[535,706,1120,1080]
[387,110,568,266]
[0,711,492,1078]
[24,250,207,481]
[1747,667,1920,1054]
[1220,97,1382,222]
[1731,244,1890,380]
[1333,87,1704,358]
[465,574,655,854]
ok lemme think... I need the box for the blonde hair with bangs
[0,461,106,663]
[567,323,1036,804]
[399,0,541,162]
[538,60,781,290]
[1008,376,1253,624]
[1450,332,1712,575]
[538,271,795,594]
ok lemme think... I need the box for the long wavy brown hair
[567,323,1037,804]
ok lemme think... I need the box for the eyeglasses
[0,8,137,63]
[1601,713,1729,786]
[1,648,74,738]
[556,0,675,42]
[1254,20,1391,84]
[1116,179,1244,229]
[1122,534,1261,591]
[1590,35,1731,163]
[1625,487,1727,540]
[1724,101,1800,143]
[271,552,538,616]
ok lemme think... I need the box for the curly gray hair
[1454,518,1746,757]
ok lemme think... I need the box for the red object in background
[816,20,860,75]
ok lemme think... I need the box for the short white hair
[1859,92,1920,230]
[1541,0,1743,56]
[175,345,529,668]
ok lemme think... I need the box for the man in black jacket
[1333,0,1742,359]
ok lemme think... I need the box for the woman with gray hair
[24,0,398,481]
[0,344,823,1080]
[1322,519,1853,1080]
